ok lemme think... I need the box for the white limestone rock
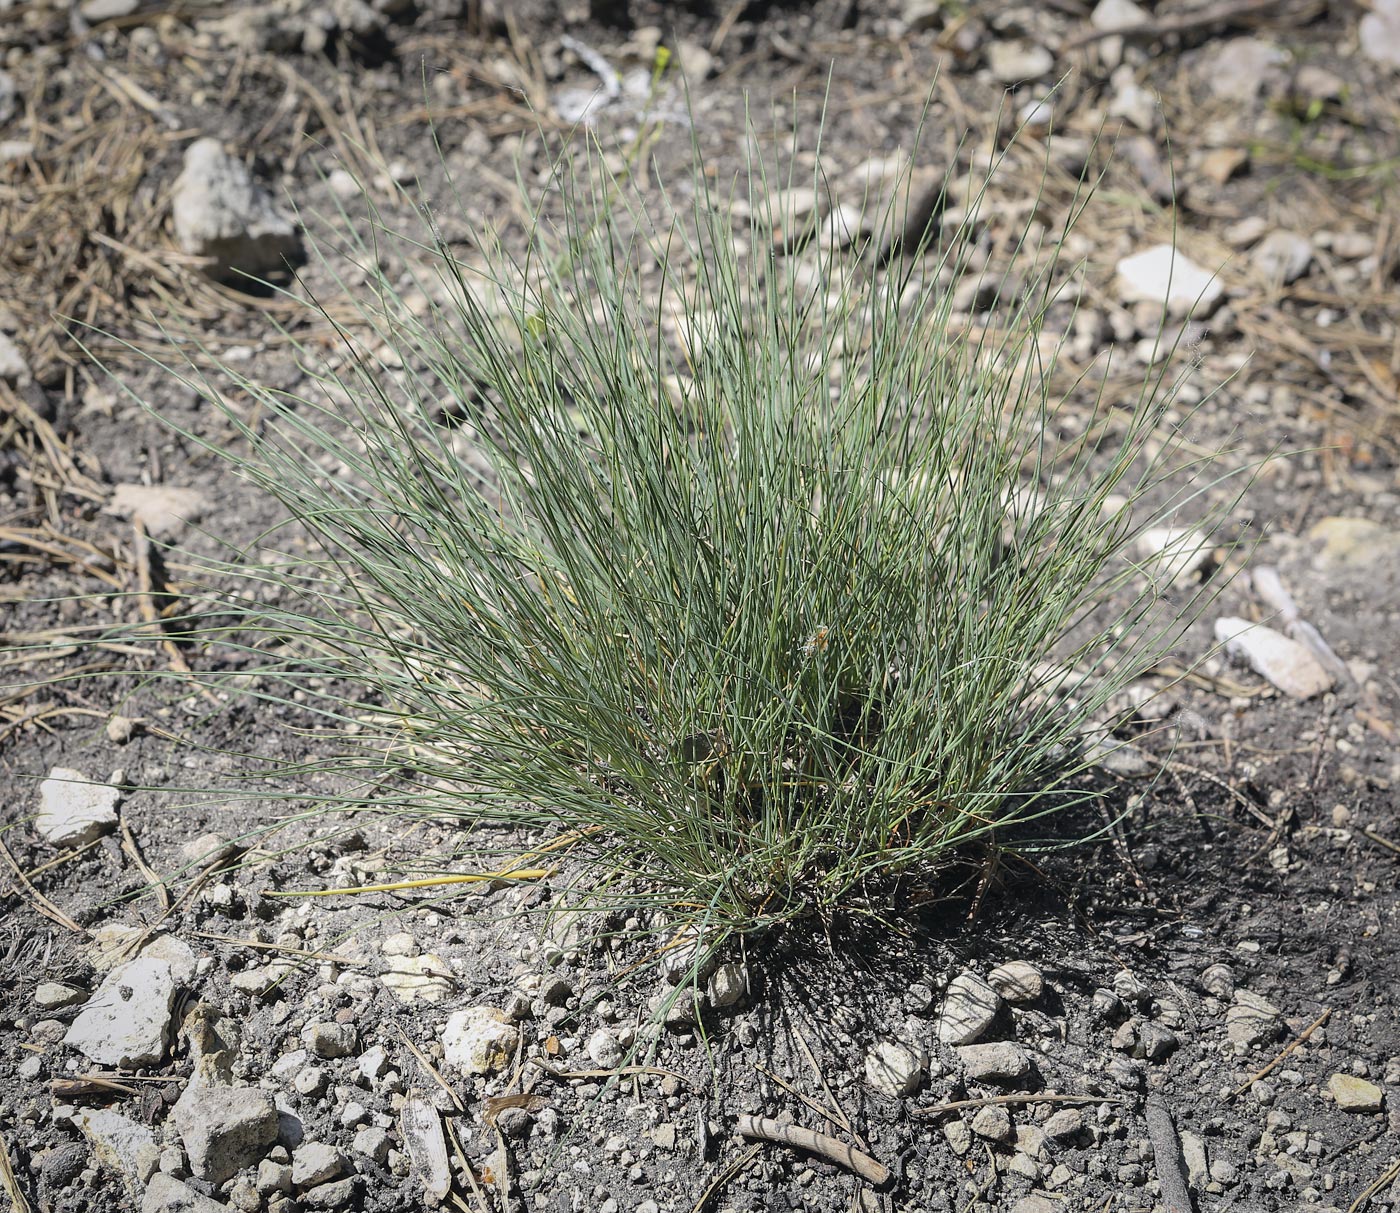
[172,138,300,283]
[36,767,120,847]
[64,957,178,1068]
[1116,244,1224,317]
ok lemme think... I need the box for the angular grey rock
[587,1027,625,1070]
[75,1108,157,1192]
[302,1021,358,1059]
[938,972,1002,1044]
[1042,1108,1085,1141]
[257,1159,293,1195]
[301,1178,357,1208]
[970,1103,1012,1142]
[1226,989,1282,1049]
[943,1118,972,1155]
[706,962,747,1009]
[35,982,87,1011]
[864,1039,925,1097]
[291,1141,346,1190]
[142,1174,228,1213]
[1116,244,1224,317]
[172,1084,279,1184]
[957,1042,1035,1084]
[352,1126,392,1165]
[1253,230,1313,284]
[442,1007,517,1075]
[64,958,177,1068]
[36,767,120,847]
[1136,1020,1180,1061]
[987,960,1044,1004]
[172,138,300,284]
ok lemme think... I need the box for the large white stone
[1360,0,1400,68]
[1091,0,1146,30]
[1214,617,1335,699]
[172,138,299,283]
[441,1007,517,1076]
[109,484,208,542]
[36,767,120,847]
[64,957,178,1068]
[1115,244,1224,317]
[379,953,454,1005]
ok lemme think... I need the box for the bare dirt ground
[3,2,1400,1212]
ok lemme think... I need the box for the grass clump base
[142,113,1235,957]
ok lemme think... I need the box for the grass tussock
[139,114,1237,950]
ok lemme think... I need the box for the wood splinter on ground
[735,1113,890,1186]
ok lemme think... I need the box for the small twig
[1229,1006,1331,1099]
[262,866,552,898]
[189,930,365,966]
[1349,1159,1400,1213]
[0,836,86,935]
[755,1065,850,1137]
[395,1024,465,1114]
[690,1144,762,1213]
[735,1114,889,1186]
[912,1092,1121,1118]
[528,1057,691,1087]
[1363,828,1400,857]
[792,1024,857,1141]
[1144,1093,1195,1213]
[441,1115,491,1213]
[21,837,102,880]
[0,1125,32,1213]
[132,521,197,680]
[50,1075,141,1099]
[119,820,171,912]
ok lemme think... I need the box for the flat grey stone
[142,1174,227,1213]
[75,1108,157,1192]
[1329,1073,1384,1112]
[64,958,177,1068]
[1226,989,1282,1048]
[937,972,1002,1045]
[291,1141,346,1190]
[1215,617,1334,699]
[957,1042,1035,1083]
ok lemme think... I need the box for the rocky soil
[3,2,1400,1212]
